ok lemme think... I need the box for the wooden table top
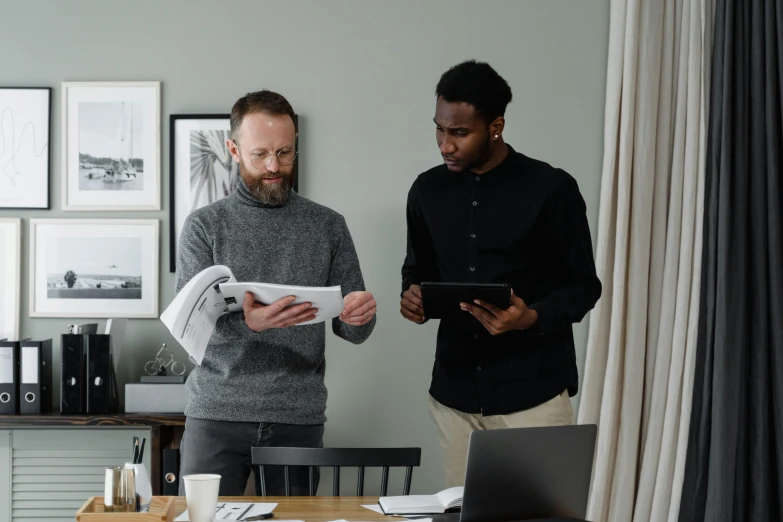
[174,496,402,521]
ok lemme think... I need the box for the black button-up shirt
[402,146,602,415]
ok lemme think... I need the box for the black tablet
[421,282,511,319]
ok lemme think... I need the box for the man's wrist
[515,309,538,330]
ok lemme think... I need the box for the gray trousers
[179,417,325,496]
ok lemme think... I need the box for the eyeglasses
[236,144,298,169]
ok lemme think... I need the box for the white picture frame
[0,87,51,208]
[29,219,159,318]
[61,81,161,211]
[0,218,21,340]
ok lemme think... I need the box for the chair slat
[259,465,267,496]
[357,467,365,496]
[403,466,413,495]
[309,466,315,496]
[333,466,340,496]
[380,466,389,496]
[284,466,290,496]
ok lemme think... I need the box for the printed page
[161,265,235,364]
[219,282,344,325]
[378,494,445,514]
[436,486,464,509]
[175,502,277,521]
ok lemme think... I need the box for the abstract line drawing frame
[0,87,52,209]
[169,113,299,272]
[0,218,22,340]
[61,81,161,211]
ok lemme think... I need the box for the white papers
[219,282,344,326]
[174,502,277,521]
[361,504,384,514]
[105,318,128,371]
[161,265,345,365]
[161,265,235,365]
[378,487,463,515]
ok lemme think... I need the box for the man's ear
[491,117,505,139]
[226,138,241,163]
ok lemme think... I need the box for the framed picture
[0,87,51,208]
[0,218,21,340]
[61,81,161,210]
[29,219,159,318]
[169,113,299,272]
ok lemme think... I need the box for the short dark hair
[435,60,513,123]
[230,90,297,141]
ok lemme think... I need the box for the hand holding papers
[161,265,343,365]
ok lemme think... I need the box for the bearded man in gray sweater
[176,90,377,496]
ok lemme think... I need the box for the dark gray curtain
[679,0,783,520]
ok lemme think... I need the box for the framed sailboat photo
[61,81,161,210]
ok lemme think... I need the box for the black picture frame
[0,86,52,209]
[169,113,299,273]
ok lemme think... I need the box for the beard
[239,161,295,206]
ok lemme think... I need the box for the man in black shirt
[400,60,602,487]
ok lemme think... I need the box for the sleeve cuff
[527,301,555,335]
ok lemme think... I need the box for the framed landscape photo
[61,81,161,210]
[29,219,159,318]
[169,113,299,272]
[0,87,51,208]
[0,218,21,340]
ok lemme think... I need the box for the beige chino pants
[428,390,574,487]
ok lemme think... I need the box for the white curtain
[576,0,714,521]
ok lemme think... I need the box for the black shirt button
[472,201,478,206]
[475,176,480,181]
[469,266,475,272]
[477,366,482,371]
[473,333,479,339]
[470,233,476,239]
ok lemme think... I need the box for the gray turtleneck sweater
[176,182,376,425]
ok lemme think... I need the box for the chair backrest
[251,447,422,497]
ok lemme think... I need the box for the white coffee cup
[183,474,221,522]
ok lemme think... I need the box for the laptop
[434,424,598,522]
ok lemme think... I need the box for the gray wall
[0,0,609,494]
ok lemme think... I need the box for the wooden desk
[174,496,399,521]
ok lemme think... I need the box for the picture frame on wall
[29,219,159,318]
[169,113,299,272]
[0,218,21,340]
[61,81,161,211]
[0,87,51,209]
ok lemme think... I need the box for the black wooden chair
[250,447,422,496]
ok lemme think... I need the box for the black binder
[19,339,53,414]
[0,339,20,414]
[85,334,116,414]
[60,334,86,413]
[162,448,181,495]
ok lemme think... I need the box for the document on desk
[161,265,344,365]
[174,502,278,521]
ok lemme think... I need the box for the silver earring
[494,134,499,139]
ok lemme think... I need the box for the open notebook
[379,487,463,515]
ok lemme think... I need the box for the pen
[241,514,274,521]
